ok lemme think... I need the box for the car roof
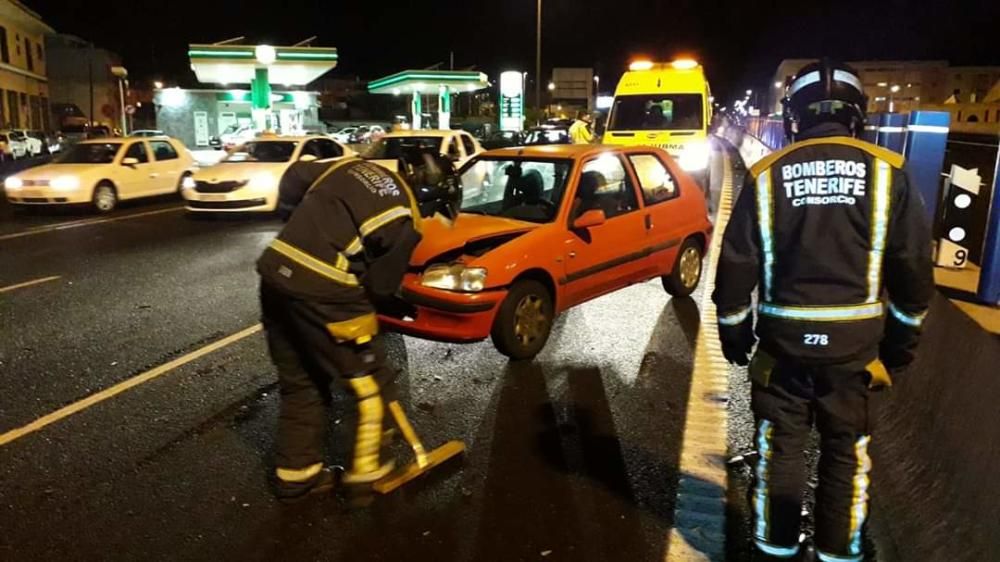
[483,144,632,159]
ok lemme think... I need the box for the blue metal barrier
[902,111,951,223]
[878,113,908,153]
[979,150,1000,304]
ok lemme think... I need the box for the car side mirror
[122,157,139,167]
[299,154,318,162]
[572,209,607,230]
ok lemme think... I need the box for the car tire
[91,182,118,214]
[490,280,554,361]
[662,238,703,298]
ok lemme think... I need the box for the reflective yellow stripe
[348,375,384,475]
[847,435,872,555]
[343,206,413,257]
[759,302,884,322]
[359,206,412,237]
[749,136,905,178]
[756,169,776,301]
[276,462,323,483]
[269,239,359,286]
[867,160,892,302]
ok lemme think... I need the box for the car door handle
[644,214,653,230]
[149,173,159,178]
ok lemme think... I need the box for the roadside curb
[667,148,734,561]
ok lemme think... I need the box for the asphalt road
[0,144,739,562]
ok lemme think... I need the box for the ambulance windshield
[608,94,704,131]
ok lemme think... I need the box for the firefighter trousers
[259,282,394,479]
[750,359,878,561]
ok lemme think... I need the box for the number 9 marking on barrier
[953,249,967,267]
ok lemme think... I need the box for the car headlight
[4,176,22,190]
[51,176,81,191]
[182,176,197,190]
[247,173,276,192]
[421,264,488,293]
[678,141,711,172]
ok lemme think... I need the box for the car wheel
[491,280,554,360]
[91,182,118,214]
[662,238,703,297]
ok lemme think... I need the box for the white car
[0,131,28,160]
[182,135,354,214]
[363,130,484,173]
[331,126,358,143]
[4,137,196,213]
[219,125,257,151]
[11,129,46,156]
[130,129,166,138]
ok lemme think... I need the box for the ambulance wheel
[663,238,703,297]
[491,280,553,360]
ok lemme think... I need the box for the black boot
[275,467,337,503]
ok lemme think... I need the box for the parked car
[480,130,525,150]
[4,137,196,213]
[363,130,484,172]
[349,125,387,144]
[10,129,49,156]
[182,135,354,214]
[215,125,256,151]
[378,144,712,359]
[331,126,358,143]
[523,125,571,146]
[0,131,29,160]
[130,130,166,138]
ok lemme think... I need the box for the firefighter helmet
[782,59,868,141]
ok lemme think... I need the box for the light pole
[535,0,542,124]
[111,66,129,135]
[889,84,901,113]
[593,75,600,111]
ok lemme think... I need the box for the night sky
[25,0,1000,102]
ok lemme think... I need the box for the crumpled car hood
[411,213,537,267]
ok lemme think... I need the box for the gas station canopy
[188,44,338,85]
[368,70,489,95]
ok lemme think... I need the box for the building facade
[0,0,52,130]
[769,59,1000,116]
[45,34,123,131]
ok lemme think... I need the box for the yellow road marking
[667,149,736,561]
[0,275,61,294]
[0,323,263,447]
[0,206,184,242]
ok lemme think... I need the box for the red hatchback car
[379,144,713,359]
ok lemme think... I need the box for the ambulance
[605,59,714,187]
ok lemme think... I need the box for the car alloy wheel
[679,246,702,289]
[93,184,117,213]
[513,294,547,346]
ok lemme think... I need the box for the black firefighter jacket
[713,123,934,371]
[257,158,422,323]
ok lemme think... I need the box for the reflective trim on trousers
[758,302,885,322]
[889,302,926,327]
[756,539,801,558]
[756,170,776,301]
[866,160,892,303]
[817,550,863,562]
[753,419,775,542]
[276,462,324,483]
[848,435,872,556]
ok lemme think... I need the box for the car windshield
[608,93,704,131]
[524,128,570,145]
[364,136,444,160]
[223,141,298,163]
[54,143,122,164]
[459,157,574,224]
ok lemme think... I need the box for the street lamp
[154,80,164,90]
[111,66,129,135]
[889,84,901,112]
[548,82,555,91]
[535,0,542,123]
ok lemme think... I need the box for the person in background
[569,111,595,144]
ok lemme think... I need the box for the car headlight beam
[679,141,711,172]
[248,172,276,192]
[421,264,488,293]
[4,176,22,190]
[182,176,197,190]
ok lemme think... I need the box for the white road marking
[0,324,263,447]
[0,275,61,294]
[667,150,735,561]
[0,206,184,242]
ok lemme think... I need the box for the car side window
[149,140,179,161]
[301,140,323,158]
[316,138,343,158]
[124,142,149,164]
[460,133,476,156]
[446,138,462,159]
[575,154,639,219]
[629,154,679,204]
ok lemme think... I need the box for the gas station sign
[499,71,524,132]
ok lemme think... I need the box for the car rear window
[608,94,704,131]
[223,141,297,163]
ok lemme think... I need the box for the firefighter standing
[714,60,934,561]
[257,156,445,501]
